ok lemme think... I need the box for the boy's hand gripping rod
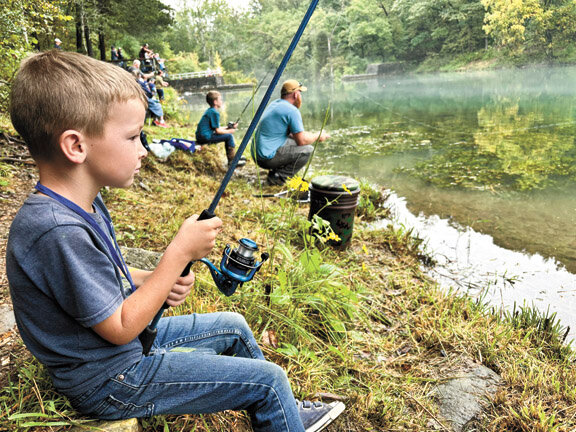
[139,0,321,356]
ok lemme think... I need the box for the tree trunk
[75,3,84,53]
[84,24,93,57]
[97,0,109,61]
[98,33,106,61]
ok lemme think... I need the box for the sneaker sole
[305,402,345,432]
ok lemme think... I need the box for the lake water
[182,66,576,341]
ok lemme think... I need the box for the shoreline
[2,75,576,427]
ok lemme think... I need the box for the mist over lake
[183,65,576,340]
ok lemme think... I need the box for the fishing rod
[139,0,321,356]
[227,68,274,128]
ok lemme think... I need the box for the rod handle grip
[139,326,157,356]
[198,209,215,221]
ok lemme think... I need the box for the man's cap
[281,79,307,96]
[54,38,61,43]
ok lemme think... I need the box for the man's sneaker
[297,400,345,432]
[153,119,168,128]
[266,172,285,186]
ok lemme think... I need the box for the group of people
[110,45,125,68]
[128,57,170,127]
[195,80,328,180]
[6,49,342,432]
[51,38,323,181]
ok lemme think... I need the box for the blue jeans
[197,133,235,149]
[147,97,163,118]
[68,312,305,432]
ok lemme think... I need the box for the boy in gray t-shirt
[6,50,344,431]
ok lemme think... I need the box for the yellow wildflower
[287,176,309,192]
[362,244,369,255]
[342,183,352,195]
[326,232,341,242]
[362,263,367,272]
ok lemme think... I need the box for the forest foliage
[3,0,576,111]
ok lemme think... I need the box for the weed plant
[3,122,576,430]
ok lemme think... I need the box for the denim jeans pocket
[74,360,154,420]
[92,392,154,419]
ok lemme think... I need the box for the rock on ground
[434,358,501,432]
[70,417,140,432]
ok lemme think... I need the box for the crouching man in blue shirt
[254,80,330,186]
[7,51,344,431]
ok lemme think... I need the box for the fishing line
[229,67,275,127]
[140,0,321,355]
[207,0,320,215]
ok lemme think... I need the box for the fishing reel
[200,238,269,296]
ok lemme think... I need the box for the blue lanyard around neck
[34,182,136,293]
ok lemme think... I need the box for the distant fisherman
[254,80,329,186]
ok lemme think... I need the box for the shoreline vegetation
[1,69,576,430]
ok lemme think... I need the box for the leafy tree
[166,0,242,66]
[0,0,71,110]
[481,0,544,54]
[341,0,395,61]
[393,0,485,61]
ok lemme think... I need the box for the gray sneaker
[297,400,345,432]
[266,172,286,186]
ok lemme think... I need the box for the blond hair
[206,90,221,107]
[10,50,147,161]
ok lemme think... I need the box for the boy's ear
[59,130,87,164]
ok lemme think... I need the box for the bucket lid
[311,175,360,192]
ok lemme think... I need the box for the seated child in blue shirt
[6,50,344,431]
[195,90,246,168]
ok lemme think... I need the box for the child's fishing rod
[227,68,274,128]
[140,0,321,356]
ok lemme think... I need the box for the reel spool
[200,238,269,296]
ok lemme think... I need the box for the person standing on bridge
[254,80,329,186]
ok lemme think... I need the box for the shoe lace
[298,400,324,410]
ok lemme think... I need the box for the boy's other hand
[166,271,195,307]
[174,214,223,261]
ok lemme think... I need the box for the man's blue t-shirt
[6,193,142,398]
[255,99,304,159]
[195,107,220,142]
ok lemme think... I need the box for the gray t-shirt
[6,193,142,397]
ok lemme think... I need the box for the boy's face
[85,99,147,189]
[214,96,223,109]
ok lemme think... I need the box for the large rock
[434,359,501,431]
[70,418,140,432]
[0,304,16,333]
[121,247,162,271]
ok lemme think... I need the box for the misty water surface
[182,66,576,339]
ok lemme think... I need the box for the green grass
[2,125,576,430]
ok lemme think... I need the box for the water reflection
[375,192,576,343]
[181,66,576,338]
[309,68,576,273]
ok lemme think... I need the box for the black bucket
[308,175,360,249]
